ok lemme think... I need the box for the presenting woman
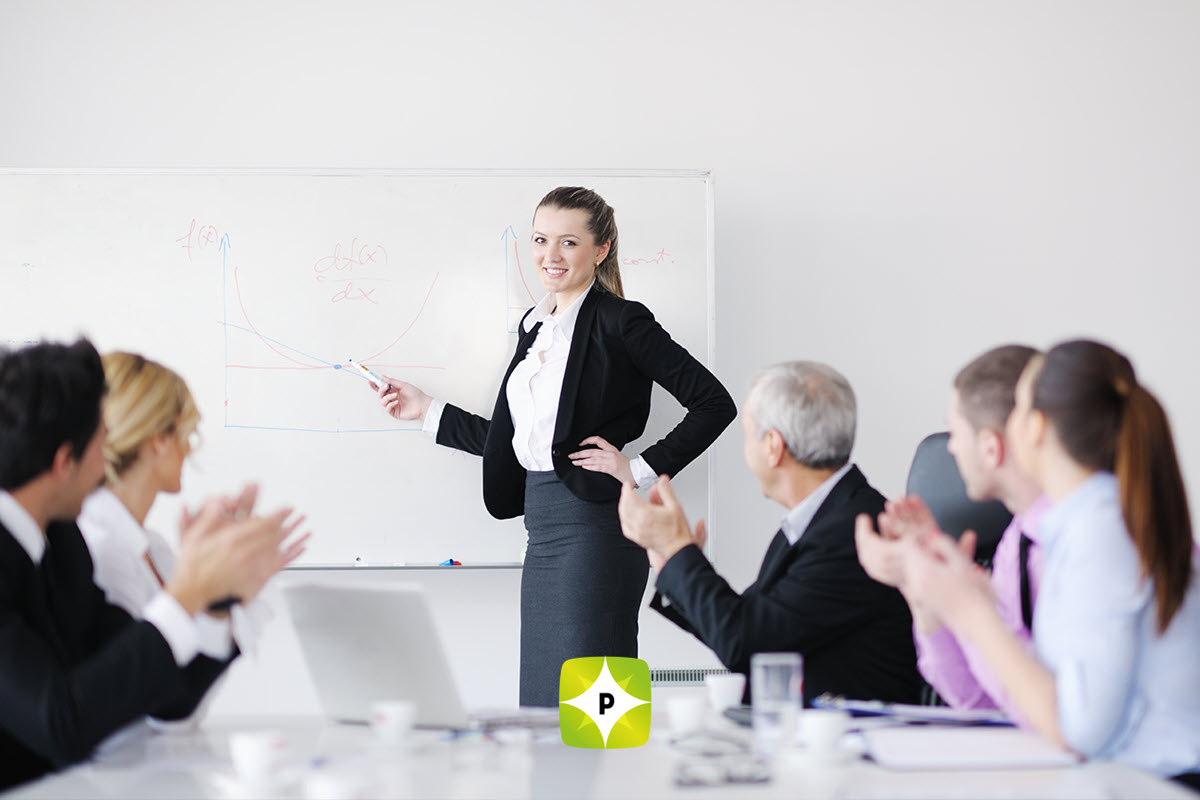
[79,351,304,719]
[376,186,736,706]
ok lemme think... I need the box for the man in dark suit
[0,340,300,789]
[619,361,921,705]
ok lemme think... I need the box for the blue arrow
[502,225,519,332]
[220,233,230,425]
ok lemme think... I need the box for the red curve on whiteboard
[515,241,537,304]
[232,266,441,369]
[360,271,440,362]
[234,265,315,367]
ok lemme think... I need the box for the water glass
[750,652,802,756]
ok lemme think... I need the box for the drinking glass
[750,652,802,756]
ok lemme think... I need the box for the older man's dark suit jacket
[652,465,921,706]
[437,289,736,519]
[0,520,231,789]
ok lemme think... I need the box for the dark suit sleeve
[79,533,236,724]
[152,650,238,722]
[649,590,697,635]
[435,403,491,456]
[618,302,736,477]
[654,538,884,675]
[0,605,191,768]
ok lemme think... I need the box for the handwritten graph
[2,170,712,565]
[193,220,446,434]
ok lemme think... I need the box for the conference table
[7,706,1193,799]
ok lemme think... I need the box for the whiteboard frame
[2,167,718,569]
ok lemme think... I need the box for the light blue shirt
[1036,472,1200,776]
[780,463,852,546]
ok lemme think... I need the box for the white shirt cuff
[630,456,658,490]
[422,399,446,438]
[231,598,273,658]
[142,591,200,667]
[195,612,235,660]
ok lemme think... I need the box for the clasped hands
[618,475,706,572]
[169,482,310,618]
[855,495,994,634]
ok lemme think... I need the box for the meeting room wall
[4,1,1199,711]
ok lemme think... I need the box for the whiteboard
[1,170,715,566]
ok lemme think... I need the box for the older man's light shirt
[780,463,852,545]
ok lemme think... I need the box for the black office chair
[905,432,1012,568]
[905,432,1013,706]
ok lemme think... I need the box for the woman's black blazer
[436,289,736,519]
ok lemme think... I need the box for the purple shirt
[914,496,1050,725]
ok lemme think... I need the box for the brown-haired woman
[878,339,1200,780]
[375,187,736,706]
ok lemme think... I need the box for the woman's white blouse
[424,282,656,488]
[78,488,268,661]
[1035,472,1200,776]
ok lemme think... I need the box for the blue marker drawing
[220,233,231,427]
[219,321,335,368]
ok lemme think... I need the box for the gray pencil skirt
[520,470,650,707]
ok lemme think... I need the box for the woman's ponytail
[1116,383,1194,633]
[1035,340,1194,633]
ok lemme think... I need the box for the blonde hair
[101,352,200,483]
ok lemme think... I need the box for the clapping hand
[618,475,705,571]
[169,495,310,616]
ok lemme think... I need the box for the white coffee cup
[229,730,287,784]
[370,700,416,744]
[704,672,746,712]
[666,695,707,735]
[801,709,850,759]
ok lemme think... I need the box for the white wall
[4,0,1199,706]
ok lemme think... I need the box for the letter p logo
[559,657,651,749]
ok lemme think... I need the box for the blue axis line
[503,224,520,334]
[217,317,387,433]
[220,234,230,427]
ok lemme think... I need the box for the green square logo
[559,656,651,749]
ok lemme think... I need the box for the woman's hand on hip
[377,376,432,421]
[570,436,634,484]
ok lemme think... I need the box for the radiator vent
[650,667,731,686]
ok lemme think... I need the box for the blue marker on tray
[439,558,462,566]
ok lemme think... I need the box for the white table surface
[5,708,1194,800]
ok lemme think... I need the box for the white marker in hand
[347,358,391,391]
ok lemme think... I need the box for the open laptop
[284,582,557,730]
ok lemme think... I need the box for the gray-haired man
[619,361,920,705]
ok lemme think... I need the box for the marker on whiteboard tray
[347,358,391,391]
[439,558,462,566]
